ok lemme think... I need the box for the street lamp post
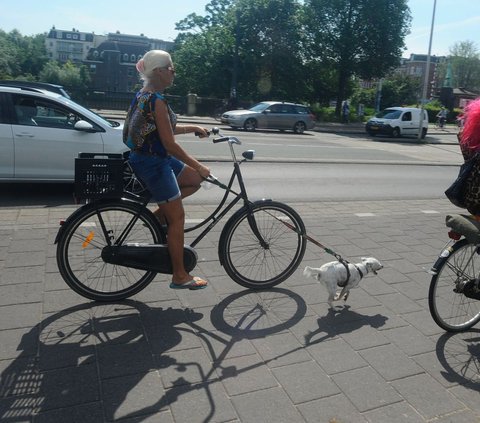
[418,0,437,140]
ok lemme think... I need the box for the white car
[365,107,429,138]
[0,85,127,182]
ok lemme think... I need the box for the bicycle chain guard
[101,244,197,274]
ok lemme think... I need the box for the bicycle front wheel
[219,201,306,289]
[56,200,164,301]
[429,238,480,332]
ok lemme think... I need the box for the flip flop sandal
[169,277,208,290]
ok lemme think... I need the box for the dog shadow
[304,305,388,346]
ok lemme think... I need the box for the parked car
[220,101,316,133]
[365,107,428,138]
[0,85,127,182]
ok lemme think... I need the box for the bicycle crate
[75,153,124,200]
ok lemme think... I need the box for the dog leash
[204,175,352,272]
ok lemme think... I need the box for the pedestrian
[123,49,210,290]
[458,98,480,217]
[436,106,447,128]
[342,100,350,124]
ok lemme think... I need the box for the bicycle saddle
[446,214,480,244]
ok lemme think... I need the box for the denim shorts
[129,153,186,203]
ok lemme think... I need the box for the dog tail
[303,266,318,279]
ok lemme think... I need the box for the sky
[1,0,479,58]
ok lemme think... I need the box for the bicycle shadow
[0,300,202,422]
[434,329,480,390]
[0,288,308,422]
[304,305,388,346]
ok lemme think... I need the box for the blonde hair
[136,50,171,84]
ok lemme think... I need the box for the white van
[366,107,429,138]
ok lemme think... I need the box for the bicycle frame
[187,144,264,248]
[120,132,263,249]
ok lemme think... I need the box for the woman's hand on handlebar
[194,127,210,138]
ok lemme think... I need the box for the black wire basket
[74,153,124,200]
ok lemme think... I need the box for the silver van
[366,107,429,138]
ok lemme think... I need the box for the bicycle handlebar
[210,127,242,145]
[212,136,242,145]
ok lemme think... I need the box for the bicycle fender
[218,199,273,266]
[54,198,149,244]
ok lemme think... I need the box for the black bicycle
[55,128,306,301]
[429,214,480,332]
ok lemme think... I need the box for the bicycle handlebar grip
[213,137,230,143]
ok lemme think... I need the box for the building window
[130,54,136,62]
[66,33,72,39]
[90,64,96,74]
[123,53,129,62]
[72,34,78,40]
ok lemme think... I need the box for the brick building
[45,28,173,92]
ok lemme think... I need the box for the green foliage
[302,0,411,114]
[0,29,48,79]
[173,0,307,103]
[38,60,90,97]
[0,29,89,94]
[435,40,480,92]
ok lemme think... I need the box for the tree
[0,29,48,79]
[232,0,306,101]
[448,40,480,91]
[38,60,90,97]
[303,0,411,115]
[173,0,308,103]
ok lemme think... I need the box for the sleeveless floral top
[123,91,177,157]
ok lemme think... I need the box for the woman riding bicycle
[123,49,210,290]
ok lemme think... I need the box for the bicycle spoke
[57,202,163,301]
[220,202,306,288]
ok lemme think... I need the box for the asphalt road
[0,128,462,207]
[177,127,462,166]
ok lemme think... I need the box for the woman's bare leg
[157,198,207,287]
[153,165,203,224]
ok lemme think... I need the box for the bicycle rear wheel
[219,201,306,289]
[56,200,164,301]
[429,239,480,332]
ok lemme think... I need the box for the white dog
[303,257,383,307]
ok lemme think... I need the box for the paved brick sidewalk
[0,199,479,422]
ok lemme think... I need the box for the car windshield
[375,109,402,119]
[249,102,270,112]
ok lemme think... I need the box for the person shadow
[0,300,202,422]
[0,288,308,422]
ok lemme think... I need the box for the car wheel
[421,128,427,139]
[391,127,401,138]
[367,130,376,137]
[293,121,306,134]
[244,118,257,131]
